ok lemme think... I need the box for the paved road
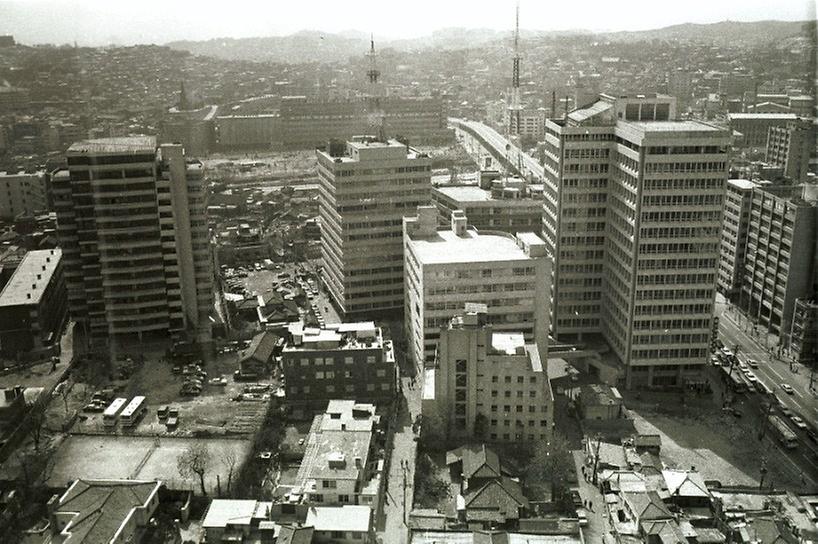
[715,302,818,475]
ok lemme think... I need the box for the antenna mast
[365,34,385,141]
[508,2,522,138]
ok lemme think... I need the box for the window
[345,356,354,365]
[338,495,350,503]
[530,391,537,398]
[491,405,498,412]
[540,420,548,427]
[504,376,511,384]
[367,384,375,391]
[315,371,324,379]
[366,355,376,364]
[381,383,390,390]
[376,369,386,377]
[491,390,498,398]
[326,385,335,393]
[322,480,337,488]
[516,406,523,412]
[491,376,498,383]
[345,385,354,392]
[312,494,323,502]
[300,358,309,366]
[504,391,511,398]
[325,371,335,379]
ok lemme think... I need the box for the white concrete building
[403,206,551,370]
[0,171,47,219]
[317,137,431,317]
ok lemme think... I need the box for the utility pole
[591,434,602,486]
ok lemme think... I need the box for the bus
[768,415,798,449]
[120,396,147,428]
[103,397,128,428]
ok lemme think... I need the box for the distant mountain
[601,20,815,47]
[166,20,815,63]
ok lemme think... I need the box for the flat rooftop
[620,120,724,132]
[67,136,156,155]
[728,113,800,120]
[202,499,273,529]
[408,228,532,265]
[0,249,61,307]
[727,178,760,191]
[305,505,371,533]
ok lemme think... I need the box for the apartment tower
[541,93,730,388]
[54,137,212,347]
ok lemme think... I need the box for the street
[716,301,818,476]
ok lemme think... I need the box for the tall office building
[54,137,212,347]
[403,206,551,370]
[741,184,817,335]
[542,93,730,388]
[717,179,760,300]
[0,171,48,219]
[317,137,431,317]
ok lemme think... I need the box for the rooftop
[67,136,156,155]
[407,227,535,265]
[621,120,724,132]
[727,178,760,191]
[304,505,371,533]
[55,479,161,544]
[0,249,61,307]
[728,113,800,120]
[202,499,273,529]
[286,322,383,351]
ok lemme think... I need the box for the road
[716,301,818,476]
[449,118,544,181]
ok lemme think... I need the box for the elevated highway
[449,117,544,181]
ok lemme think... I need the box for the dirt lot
[47,434,251,494]
[71,347,278,437]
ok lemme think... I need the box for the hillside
[602,20,815,47]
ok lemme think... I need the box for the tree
[22,402,48,453]
[524,433,575,506]
[221,449,238,496]
[177,443,211,495]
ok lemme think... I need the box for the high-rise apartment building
[54,137,212,347]
[317,137,431,317]
[542,93,730,388]
[422,305,553,444]
[765,119,815,183]
[742,184,817,335]
[717,179,760,300]
[403,206,551,370]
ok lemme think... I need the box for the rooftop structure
[0,248,61,307]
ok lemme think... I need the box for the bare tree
[177,443,211,495]
[221,449,238,496]
[524,433,575,505]
[22,402,48,453]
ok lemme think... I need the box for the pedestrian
[589,500,593,511]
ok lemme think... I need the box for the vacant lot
[48,435,251,494]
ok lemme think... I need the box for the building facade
[790,298,817,366]
[0,248,66,355]
[717,179,759,300]
[765,119,814,183]
[727,113,800,148]
[317,137,431,317]
[742,184,818,335]
[423,306,553,444]
[0,171,48,219]
[282,321,396,409]
[403,206,551,370]
[431,177,543,235]
[54,137,212,347]
[542,93,730,388]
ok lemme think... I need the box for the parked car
[747,359,759,368]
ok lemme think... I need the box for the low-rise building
[237,331,282,378]
[47,479,161,544]
[431,177,543,235]
[283,322,396,409]
[0,248,66,355]
[306,505,373,544]
[577,384,623,420]
[422,305,553,444]
[292,400,382,510]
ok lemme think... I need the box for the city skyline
[1,0,814,46]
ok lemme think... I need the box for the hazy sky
[1,0,815,46]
